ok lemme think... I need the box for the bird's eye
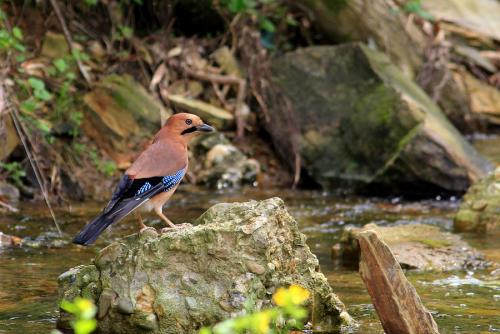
[185,119,192,125]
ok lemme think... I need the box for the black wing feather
[73,172,183,246]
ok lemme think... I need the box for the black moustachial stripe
[181,126,197,135]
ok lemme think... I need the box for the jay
[73,113,214,245]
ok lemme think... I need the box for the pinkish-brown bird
[73,113,214,245]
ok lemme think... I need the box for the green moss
[415,238,452,249]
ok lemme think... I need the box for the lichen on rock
[57,198,352,333]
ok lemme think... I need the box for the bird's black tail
[73,198,146,245]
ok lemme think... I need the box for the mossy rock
[454,167,500,233]
[57,198,353,333]
[270,43,493,193]
[336,223,489,271]
[82,74,171,167]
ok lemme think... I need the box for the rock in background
[57,198,353,333]
[271,43,493,193]
[455,167,500,233]
[190,133,259,189]
[83,74,171,169]
[336,223,489,271]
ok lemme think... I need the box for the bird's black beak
[196,124,215,132]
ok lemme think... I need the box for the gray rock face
[57,198,353,333]
[190,133,259,189]
[271,43,493,193]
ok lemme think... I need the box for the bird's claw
[140,226,157,234]
[160,223,192,233]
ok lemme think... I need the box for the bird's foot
[160,223,193,233]
[139,226,157,234]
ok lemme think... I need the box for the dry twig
[168,59,247,138]
[49,0,91,85]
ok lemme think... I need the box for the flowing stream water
[0,187,499,334]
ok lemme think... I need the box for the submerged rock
[337,223,488,271]
[57,198,352,333]
[271,44,493,193]
[455,167,500,233]
[357,231,440,334]
[190,132,259,189]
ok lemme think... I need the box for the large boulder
[297,0,425,79]
[336,223,488,271]
[455,167,500,233]
[271,44,493,193]
[57,198,353,333]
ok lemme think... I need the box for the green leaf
[228,0,247,13]
[12,27,23,40]
[84,0,98,6]
[20,99,37,113]
[60,300,79,314]
[260,18,276,32]
[54,58,68,72]
[119,26,133,39]
[28,77,45,91]
[15,54,26,62]
[13,42,26,52]
[74,319,97,334]
[34,89,52,101]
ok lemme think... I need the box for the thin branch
[10,109,63,236]
[168,59,247,138]
[0,199,19,212]
[1,84,62,235]
[48,0,91,85]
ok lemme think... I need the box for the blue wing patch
[133,168,185,196]
[162,169,185,192]
[136,182,152,195]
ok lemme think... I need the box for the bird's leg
[155,207,192,233]
[155,207,176,229]
[136,211,154,233]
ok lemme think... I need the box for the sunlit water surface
[0,188,498,333]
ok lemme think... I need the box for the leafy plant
[0,161,26,186]
[52,298,97,334]
[89,149,117,176]
[200,285,310,334]
[403,0,434,21]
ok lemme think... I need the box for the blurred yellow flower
[253,311,271,334]
[272,285,310,307]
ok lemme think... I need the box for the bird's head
[164,112,214,142]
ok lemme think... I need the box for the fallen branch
[49,0,91,85]
[168,59,247,138]
[0,199,18,212]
